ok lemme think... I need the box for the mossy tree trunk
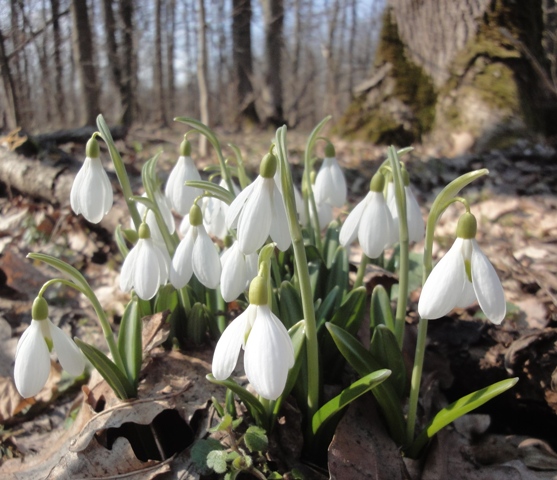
[337,0,557,153]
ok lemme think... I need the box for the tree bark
[337,0,557,154]
[0,27,20,130]
[71,0,100,126]
[232,0,259,128]
[166,0,176,119]
[197,0,210,155]
[154,0,168,127]
[119,0,137,127]
[261,0,286,127]
[51,0,66,124]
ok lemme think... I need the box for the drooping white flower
[273,169,306,225]
[220,241,258,302]
[226,153,290,255]
[418,212,506,324]
[165,139,202,215]
[70,136,113,224]
[212,277,295,400]
[339,172,395,258]
[136,191,175,245]
[171,204,221,289]
[14,297,85,398]
[386,181,425,243]
[120,223,170,300]
[313,145,347,208]
[203,179,240,240]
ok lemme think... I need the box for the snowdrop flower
[226,153,290,255]
[418,212,506,324]
[171,204,221,289]
[14,297,85,398]
[220,241,258,302]
[386,174,425,243]
[165,139,202,215]
[212,276,295,400]
[70,136,113,223]
[339,172,395,258]
[203,179,240,240]
[120,222,170,300]
[313,143,347,209]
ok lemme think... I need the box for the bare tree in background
[166,0,177,119]
[51,0,66,124]
[232,0,259,128]
[261,0,285,127]
[71,0,100,126]
[197,0,210,154]
[0,27,20,130]
[154,0,168,126]
[119,0,136,127]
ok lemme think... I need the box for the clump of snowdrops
[14,115,517,468]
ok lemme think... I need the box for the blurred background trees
[1,0,557,152]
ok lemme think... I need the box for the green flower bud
[123,228,139,244]
[32,296,49,321]
[138,222,151,239]
[456,212,477,239]
[86,136,100,158]
[259,153,277,179]
[179,138,191,156]
[249,276,268,306]
[189,203,203,226]
[324,142,335,158]
[369,172,385,193]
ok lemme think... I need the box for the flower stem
[275,126,320,434]
[353,254,369,289]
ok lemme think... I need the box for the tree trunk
[166,0,176,119]
[71,0,100,127]
[232,0,259,128]
[197,0,210,155]
[261,0,286,127]
[51,0,66,124]
[119,0,136,127]
[337,0,557,154]
[154,0,168,127]
[0,27,20,130]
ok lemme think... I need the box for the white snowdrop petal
[418,238,466,319]
[120,246,139,293]
[339,192,370,247]
[269,184,291,251]
[471,240,506,324]
[226,180,255,230]
[170,230,196,289]
[237,178,272,254]
[221,244,247,302]
[14,321,51,398]
[134,240,162,300]
[192,227,221,289]
[405,187,425,243]
[155,191,176,234]
[70,159,89,215]
[328,158,347,207]
[84,159,110,223]
[48,320,85,376]
[212,308,251,380]
[244,306,292,400]
[154,244,170,285]
[358,193,391,259]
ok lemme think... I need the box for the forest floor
[0,124,556,479]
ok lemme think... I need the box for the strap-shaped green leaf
[322,220,340,269]
[312,369,391,437]
[206,374,268,428]
[325,323,406,445]
[278,281,304,329]
[117,297,142,385]
[75,339,136,399]
[370,325,406,398]
[406,377,518,458]
[371,285,395,331]
[328,286,367,335]
[325,246,349,300]
[315,285,340,331]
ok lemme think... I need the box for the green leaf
[74,339,136,399]
[206,374,268,428]
[278,281,303,329]
[328,286,367,335]
[323,220,341,269]
[209,413,233,432]
[187,302,210,345]
[325,246,349,300]
[315,285,340,331]
[312,369,391,436]
[114,225,130,258]
[243,426,268,452]
[370,285,394,331]
[154,284,178,313]
[185,180,234,204]
[117,297,142,384]
[207,449,229,474]
[370,325,406,398]
[27,253,91,294]
[407,377,519,458]
[191,438,224,474]
[325,323,406,445]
